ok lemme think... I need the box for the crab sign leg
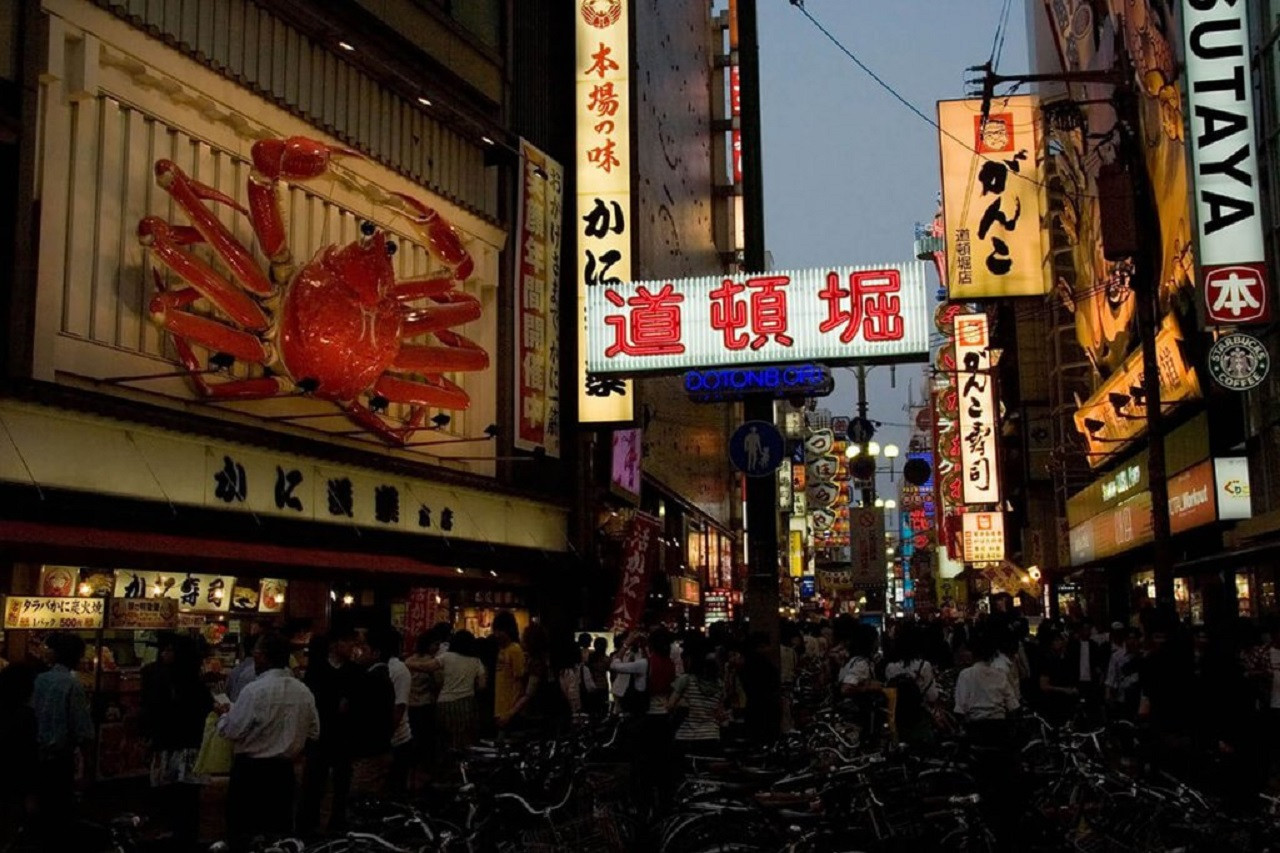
[394,331,490,373]
[374,375,472,410]
[341,400,416,446]
[248,137,361,275]
[401,297,482,337]
[389,193,474,281]
[393,276,458,302]
[152,161,272,297]
[139,218,271,332]
[147,273,281,400]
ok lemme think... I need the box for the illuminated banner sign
[576,0,634,421]
[113,571,234,613]
[684,363,833,401]
[514,139,565,455]
[109,598,179,630]
[961,511,1005,565]
[1074,313,1202,466]
[953,313,1000,505]
[586,263,931,375]
[1182,0,1271,325]
[939,95,1048,298]
[4,596,104,630]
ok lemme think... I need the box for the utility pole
[1111,62,1175,613]
[737,0,781,734]
[856,365,873,506]
[974,39,1174,614]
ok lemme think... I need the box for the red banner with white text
[610,512,662,631]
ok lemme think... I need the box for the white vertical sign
[1214,456,1252,520]
[576,0,634,422]
[1182,0,1271,324]
[961,511,1005,564]
[954,313,1000,505]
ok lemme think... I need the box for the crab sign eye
[359,220,376,237]
[386,240,398,256]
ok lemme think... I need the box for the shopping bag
[192,712,233,776]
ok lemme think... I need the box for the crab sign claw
[249,137,360,266]
[250,137,361,181]
[389,192,474,281]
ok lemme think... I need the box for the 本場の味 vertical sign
[939,96,1047,298]
[577,0,634,422]
[953,313,1001,505]
[1181,0,1271,325]
[514,140,564,457]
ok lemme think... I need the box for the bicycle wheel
[658,811,780,853]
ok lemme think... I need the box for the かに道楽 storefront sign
[586,263,930,375]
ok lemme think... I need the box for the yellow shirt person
[490,612,525,722]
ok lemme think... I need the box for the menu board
[4,596,104,630]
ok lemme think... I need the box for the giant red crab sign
[136,136,489,445]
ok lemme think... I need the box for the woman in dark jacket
[140,633,212,848]
[0,663,38,842]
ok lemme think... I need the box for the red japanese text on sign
[586,264,929,374]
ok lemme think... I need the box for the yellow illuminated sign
[1073,313,1201,467]
[576,0,634,422]
[4,596,104,630]
[939,96,1049,298]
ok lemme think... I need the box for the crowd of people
[1,605,1278,850]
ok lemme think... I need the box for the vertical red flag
[610,512,662,631]
[403,587,434,655]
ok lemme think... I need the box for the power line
[990,0,1013,72]
[789,3,1118,203]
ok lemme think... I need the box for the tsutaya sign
[576,0,634,421]
[586,263,931,375]
[1182,0,1271,325]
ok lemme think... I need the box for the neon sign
[683,363,833,401]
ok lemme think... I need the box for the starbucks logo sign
[1208,333,1270,392]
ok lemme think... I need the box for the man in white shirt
[382,630,414,797]
[217,632,319,848]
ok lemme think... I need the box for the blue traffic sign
[729,420,785,478]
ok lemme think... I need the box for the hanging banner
[610,428,643,503]
[610,511,661,631]
[938,95,1048,298]
[849,507,887,586]
[953,313,1000,505]
[586,263,932,375]
[1181,0,1270,325]
[4,596,104,630]
[403,588,442,654]
[577,0,634,422]
[514,139,565,454]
